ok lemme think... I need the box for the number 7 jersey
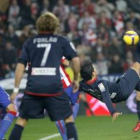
[19,34,78,96]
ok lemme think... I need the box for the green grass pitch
[6,114,140,140]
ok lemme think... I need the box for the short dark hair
[80,61,94,81]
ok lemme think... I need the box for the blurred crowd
[0,0,140,78]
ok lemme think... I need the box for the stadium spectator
[112,10,124,34]
[78,11,96,30]
[90,38,107,62]
[40,0,51,14]
[19,0,34,28]
[125,11,140,30]
[122,51,134,72]
[115,0,127,13]
[97,26,110,47]
[8,0,20,28]
[108,54,123,74]
[96,10,112,28]
[53,0,70,22]
[108,36,124,58]
[5,25,19,48]
[2,41,16,77]
[95,0,115,19]
[96,52,108,75]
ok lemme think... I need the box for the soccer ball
[123,31,139,46]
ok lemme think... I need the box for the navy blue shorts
[118,68,139,99]
[65,85,80,105]
[19,93,72,121]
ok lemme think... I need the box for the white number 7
[37,43,51,66]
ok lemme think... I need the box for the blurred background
[0,0,139,116]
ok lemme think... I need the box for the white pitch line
[38,133,60,140]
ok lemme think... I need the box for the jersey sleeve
[19,39,30,62]
[62,39,78,60]
[98,81,116,115]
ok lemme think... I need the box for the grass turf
[6,114,140,140]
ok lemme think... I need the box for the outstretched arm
[11,63,25,101]
[98,82,122,121]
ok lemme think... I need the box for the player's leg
[119,62,140,98]
[9,117,27,140]
[65,86,80,119]
[133,91,140,132]
[55,102,79,140]
[9,94,44,140]
[0,88,17,139]
[0,108,7,140]
[55,120,67,140]
[64,115,78,140]
[45,93,78,140]
[55,86,79,140]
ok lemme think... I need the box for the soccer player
[0,87,17,140]
[131,41,140,132]
[55,57,80,140]
[9,12,80,140]
[80,60,140,121]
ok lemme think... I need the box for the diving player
[80,60,140,121]
[55,57,80,140]
[9,12,80,140]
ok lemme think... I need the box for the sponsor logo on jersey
[98,83,105,92]
[110,92,117,99]
[31,67,56,75]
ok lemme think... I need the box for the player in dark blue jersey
[131,41,140,132]
[9,12,80,140]
[80,60,140,121]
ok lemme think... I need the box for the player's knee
[16,117,28,127]
[131,62,140,75]
[136,92,140,101]
[64,115,74,124]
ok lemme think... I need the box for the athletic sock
[137,101,140,121]
[0,112,16,139]
[72,103,79,119]
[0,109,8,140]
[55,120,67,140]
[9,124,24,140]
[66,122,78,140]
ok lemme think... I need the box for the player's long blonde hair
[36,12,59,34]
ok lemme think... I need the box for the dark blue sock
[55,120,67,140]
[66,122,78,140]
[9,124,24,140]
[72,103,79,119]
[0,112,15,139]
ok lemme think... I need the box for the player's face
[92,71,97,78]
[92,65,97,77]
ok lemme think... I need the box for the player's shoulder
[98,79,108,86]
[24,35,37,45]
[55,35,70,43]
[97,79,108,92]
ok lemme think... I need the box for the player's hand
[112,112,122,122]
[10,92,18,102]
[72,80,79,93]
